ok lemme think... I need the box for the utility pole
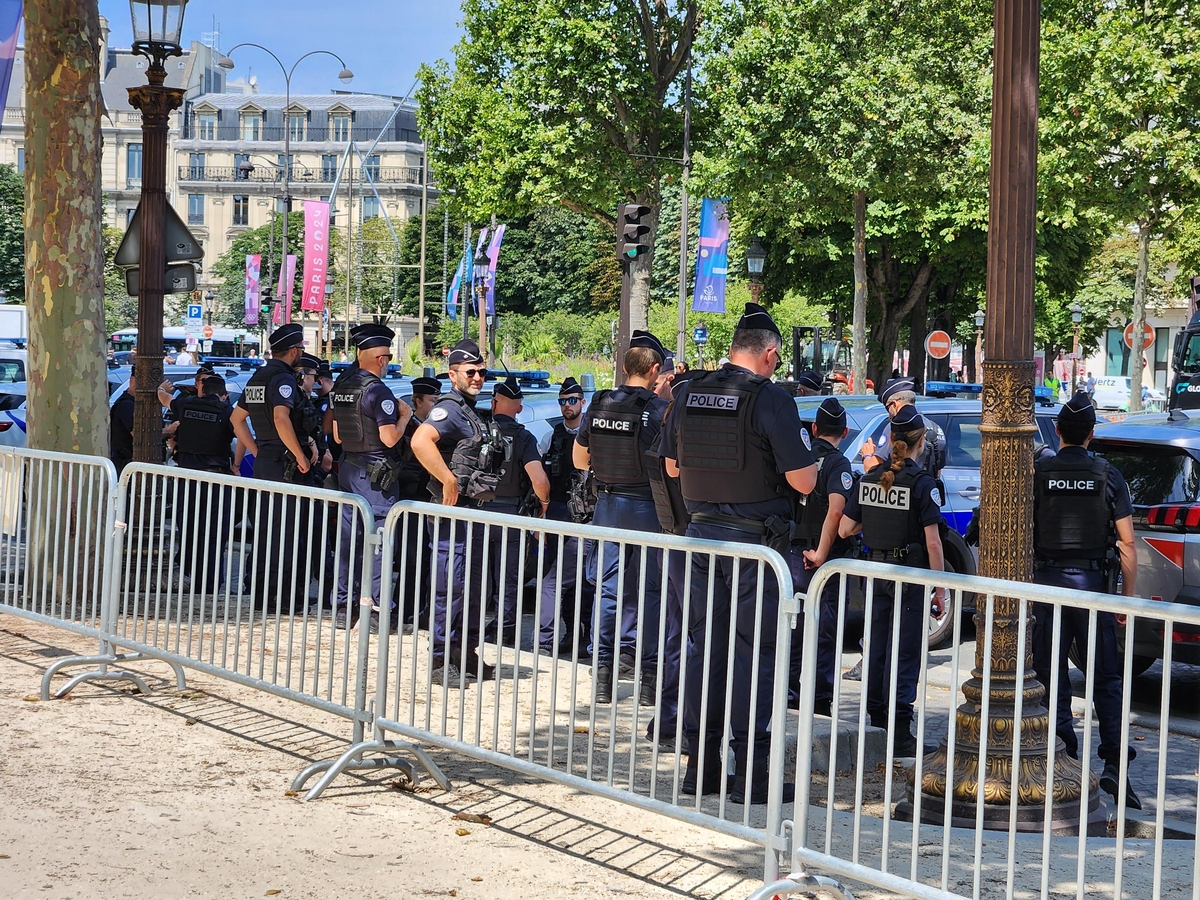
[417,143,430,354]
[675,50,692,367]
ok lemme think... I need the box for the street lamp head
[1071,302,1083,325]
[746,238,766,278]
[474,249,489,269]
[237,160,255,178]
[129,0,188,71]
[204,291,213,301]
[974,308,985,330]
[216,54,236,70]
[338,68,355,85]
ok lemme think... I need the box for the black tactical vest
[291,393,323,441]
[858,464,922,554]
[330,370,386,454]
[428,393,505,502]
[1034,453,1111,560]
[396,415,430,499]
[797,440,844,544]
[242,359,292,443]
[174,396,232,460]
[646,440,689,535]
[676,369,788,504]
[492,419,527,499]
[544,424,578,503]
[587,388,654,487]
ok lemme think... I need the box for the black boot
[729,744,796,805]
[638,670,656,707]
[682,736,724,796]
[1100,760,1142,810]
[595,664,613,703]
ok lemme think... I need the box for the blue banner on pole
[446,255,465,321]
[484,224,506,315]
[0,2,19,136]
[691,199,730,313]
[471,227,489,314]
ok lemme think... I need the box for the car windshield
[1090,442,1200,506]
[1181,334,1200,375]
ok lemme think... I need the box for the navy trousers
[865,578,925,731]
[587,493,662,669]
[538,501,594,653]
[430,516,488,664]
[334,457,398,610]
[792,552,845,710]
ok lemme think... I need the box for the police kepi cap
[448,339,484,366]
[880,377,916,405]
[494,376,523,399]
[816,397,846,432]
[890,403,925,432]
[796,369,822,391]
[735,302,781,338]
[559,376,584,396]
[297,353,323,371]
[353,324,395,351]
[268,323,306,352]
[410,376,441,396]
[317,361,333,378]
[1058,390,1097,428]
[629,329,667,361]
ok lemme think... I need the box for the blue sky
[96,0,464,98]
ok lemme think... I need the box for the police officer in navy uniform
[330,324,412,631]
[838,403,946,757]
[484,377,550,645]
[394,376,441,632]
[288,353,327,485]
[574,330,669,706]
[410,339,497,685]
[1031,391,1140,809]
[537,377,593,655]
[861,377,947,479]
[795,368,823,397]
[793,397,855,715]
[661,303,817,803]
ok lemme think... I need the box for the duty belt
[867,547,910,562]
[597,483,654,501]
[690,511,767,536]
[1035,557,1104,571]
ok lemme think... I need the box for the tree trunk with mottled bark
[851,191,869,394]
[25,0,109,456]
[1128,223,1151,413]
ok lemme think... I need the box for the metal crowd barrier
[299,500,799,882]
[759,558,1200,900]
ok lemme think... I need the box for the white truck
[0,304,27,342]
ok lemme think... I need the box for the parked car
[1091,375,1167,412]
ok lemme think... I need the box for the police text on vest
[243,386,265,404]
[592,418,633,431]
[1047,479,1097,491]
[685,393,740,411]
[859,482,911,509]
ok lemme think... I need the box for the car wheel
[929,530,974,650]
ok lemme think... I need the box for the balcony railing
[177,165,423,185]
[179,123,422,144]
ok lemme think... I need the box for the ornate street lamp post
[974,307,985,383]
[1071,303,1083,393]
[474,246,490,362]
[746,238,766,305]
[128,0,188,463]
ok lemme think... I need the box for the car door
[930,414,982,535]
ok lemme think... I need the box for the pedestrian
[795,368,823,397]
[661,302,817,804]
[1086,371,1096,403]
[1030,391,1140,809]
[838,403,947,757]
[410,339,503,685]
[537,377,594,656]
[793,397,855,715]
[329,325,412,631]
[110,366,137,475]
[483,376,550,646]
[176,347,195,367]
[573,330,670,706]
[393,376,442,632]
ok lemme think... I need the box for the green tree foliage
[102,226,137,333]
[0,163,22,300]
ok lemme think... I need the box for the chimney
[97,15,110,83]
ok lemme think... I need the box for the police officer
[661,303,817,804]
[110,366,136,475]
[574,330,669,706]
[330,324,412,632]
[793,398,855,715]
[1031,391,1140,809]
[795,368,823,397]
[861,377,947,478]
[537,377,593,655]
[485,377,550,645]
[394,376,441,632]
[410,339,498,685]
[291,353,328,485]
[838,403,946,757]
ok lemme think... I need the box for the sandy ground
[0,617,765,900]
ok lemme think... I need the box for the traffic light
[616,203,652,261]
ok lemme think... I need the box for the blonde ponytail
[878,426,926,491]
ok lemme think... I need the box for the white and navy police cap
[816,397,846,432]
[559,376,584,397]
[880,377,916,405]
[411,376,441,397]
[448,339,484,366]
[1058,391,1097,428]
[796,369,823,391]
[268,323,306,353]
[889,403,925,432]
[735,302,781,338]
[297,353,323,371]
[629,329,667,362]
[353,324,395,351]
[494,376,523,399]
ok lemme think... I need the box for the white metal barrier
[760,557,1200,900]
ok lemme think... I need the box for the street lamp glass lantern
[1071,303,1083,325]
[338,68,355,85]
[129,0,188,56]
[974,308,985,330]
[746,239,766,277]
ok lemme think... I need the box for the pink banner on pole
[244,254,261,325]
[301,201,330,313]
[276,254,297,324]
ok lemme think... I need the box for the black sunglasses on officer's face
[558,396,582,406]
[462,368,487,379]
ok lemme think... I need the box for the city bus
[110,327,260,360]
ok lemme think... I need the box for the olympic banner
[692,199,730,313]
[446,254,465,322]
[275,254,297,324]
[470,227,489,314]
[484,223,506,315]
[301,201,330,312]
[244,254,261,325]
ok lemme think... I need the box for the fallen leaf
[451,812,492,825]
[266,891,282,896]
[284,790,299,797]
[450,892,457,898]
[185,718,197,726]
[573,725,589,734]
[470,877,483,882]
[1135,735,1146,741]
[389,778,415,793]
[455,828,471,836]
[0,854,9,859]
[22,695,37,702]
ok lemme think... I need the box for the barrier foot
[745,874,854,900]
[38,652,186,700]
[294,740,452,802]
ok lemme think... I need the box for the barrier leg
[39,651,188,700]
[745,873,854,900]
[292,738,453,801]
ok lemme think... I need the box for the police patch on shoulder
[931,487,943,506]
[381,399,395,416]
[801,428,812,450]
[278,384,293,399]
[429,407,448,422]
[841,471,853,491]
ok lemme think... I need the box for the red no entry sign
[924,330,952,360]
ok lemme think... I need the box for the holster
[280,449,299,483]
[367,456,401,492]
[763,515,795,556]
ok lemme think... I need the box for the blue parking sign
[692,326,708,345]
[187,303,203,321]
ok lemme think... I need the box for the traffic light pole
[617,260,632,386]
[615,202,652,385]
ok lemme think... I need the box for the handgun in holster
[763,515,796,555]
[281,449,300,483]
[367,456,401,492]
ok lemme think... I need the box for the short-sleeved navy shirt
[237,359,297,449]
[812,438,855,553]
[844,458,943,532]
[424,389,480,450]
[1033,445,1133,522]
[493,413,541,468]
[661,364,815,519]
[355,380,400,462]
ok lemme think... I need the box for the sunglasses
[462,368,488,379]
[558,396,582,406]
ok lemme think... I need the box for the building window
[15,148,23,173]
[197,112,216,140]
[127,143,143,184]
[362,196,379,220]
[232,195,249,227]
[188,194,204,225]
[364,155,380,182]
[188,152,204,180]
[126,208,136,227]
[331,113,351,142]
[289,113,306,142]
[321,154,338,181]
[241,112,261,141]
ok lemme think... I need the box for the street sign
[202,325,214,340]
[202,340,213,353]
[113,201,205,267]
[124,264,197,298]
[692,326,709,345]
[1066,352,1080,360]
[924,329,952,360]
[1124,321,1155,351]
[188,304,203,322]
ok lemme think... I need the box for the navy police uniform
[110,384,135,475]
[842,404,942,746]
[661,304,815,802]
[393,376,440,631]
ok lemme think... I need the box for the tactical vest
[676,369,788,504]
[1034,453,1111,560]
[430,393,505,502]
[544,425,578,503]
[646,440,688,535]
[796,441,844,545]
[330,370,386,454]
[492,419,527,500]
[396,416,430,499]
[586,389,654,487]
[174,396,232,460]
[858,464,922,554]
[242,360,292,443]
[291,393,323,441]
